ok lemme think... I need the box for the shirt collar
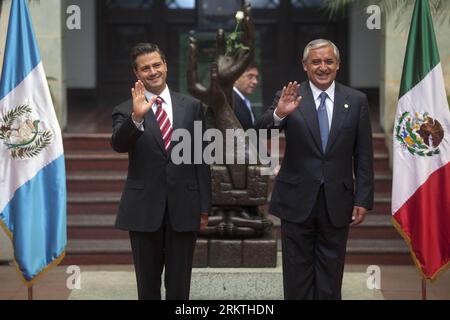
[233,87,248,102]
[145,85,170,105]
[309,81,335,104]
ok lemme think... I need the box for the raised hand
[131,80,154,121]
[275,82,302,118]
[188,3,255,110]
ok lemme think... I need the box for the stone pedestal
[193,232,277,268]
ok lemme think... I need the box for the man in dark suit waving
[256,39,374,299]
[111,43,211,300]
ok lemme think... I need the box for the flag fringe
[391,217,450,281]
[0,219,66,288]
[0,218,13,239]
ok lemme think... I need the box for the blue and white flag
[0,0,66,286]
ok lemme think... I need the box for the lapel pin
[344,104,349,109]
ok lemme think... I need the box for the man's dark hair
[130,43,166,70]
[245,61,259,71]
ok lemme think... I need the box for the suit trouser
[129,215,197,300]
[280,185,349,300]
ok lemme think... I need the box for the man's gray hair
[302,39,340,62]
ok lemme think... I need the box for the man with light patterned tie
[111,43,211,300]
[256,39,374,299]
[233,61,259,131]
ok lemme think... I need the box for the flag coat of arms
[392,0,450,280]
[0,0,66,285]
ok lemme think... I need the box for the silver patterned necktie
[317,92,329,152]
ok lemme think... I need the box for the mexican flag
[392,0,450,280]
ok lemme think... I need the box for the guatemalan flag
[392,0,450,280]
[0,0,66,285]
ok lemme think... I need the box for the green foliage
[1,104,32,128]
[10,129,52,159]
[325,0,450,25]
[226,20,250,56]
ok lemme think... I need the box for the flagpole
[28,286,33,300]
[421,279,427,300]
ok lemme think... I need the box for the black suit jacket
[256,82,374,227]
[111,91,211,233]
[233,91,255,131]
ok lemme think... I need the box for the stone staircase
[63,132,411,265]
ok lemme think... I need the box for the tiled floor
[0,263,448,300]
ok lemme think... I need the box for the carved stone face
[133,52,168,95]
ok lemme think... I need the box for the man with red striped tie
[111,43,211,300]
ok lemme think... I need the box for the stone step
[67,214,128,239]
[63,132,395,266]
[65,154,388,173]
[63,133,388,153]
[269,213,400,240]
[268,173,392,194]
[273,152,390,172]
[373,153,390,171]
[68,192,121,215]
[264,193,392,212]
[68,214,117,227]
[374,173,392,193]
[372,133,388,151]
[65,238,410,255]
[63,133,111,151]
[348,214,400,239]
[68,192,392,215]
[67,171,126,193]
[63,238,412,266]
[65,152,128,171]
[272,133,388,152]
[67,212,400,240]
[68,171,392,194]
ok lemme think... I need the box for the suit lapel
[169,91,186,154]
[298,82,323,153]
[171,92,186,131]
[326,83,350,153]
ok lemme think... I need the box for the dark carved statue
[187,5,273,238]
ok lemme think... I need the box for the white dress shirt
[133,85,173,131]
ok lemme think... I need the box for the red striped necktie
[154,96,172,152]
